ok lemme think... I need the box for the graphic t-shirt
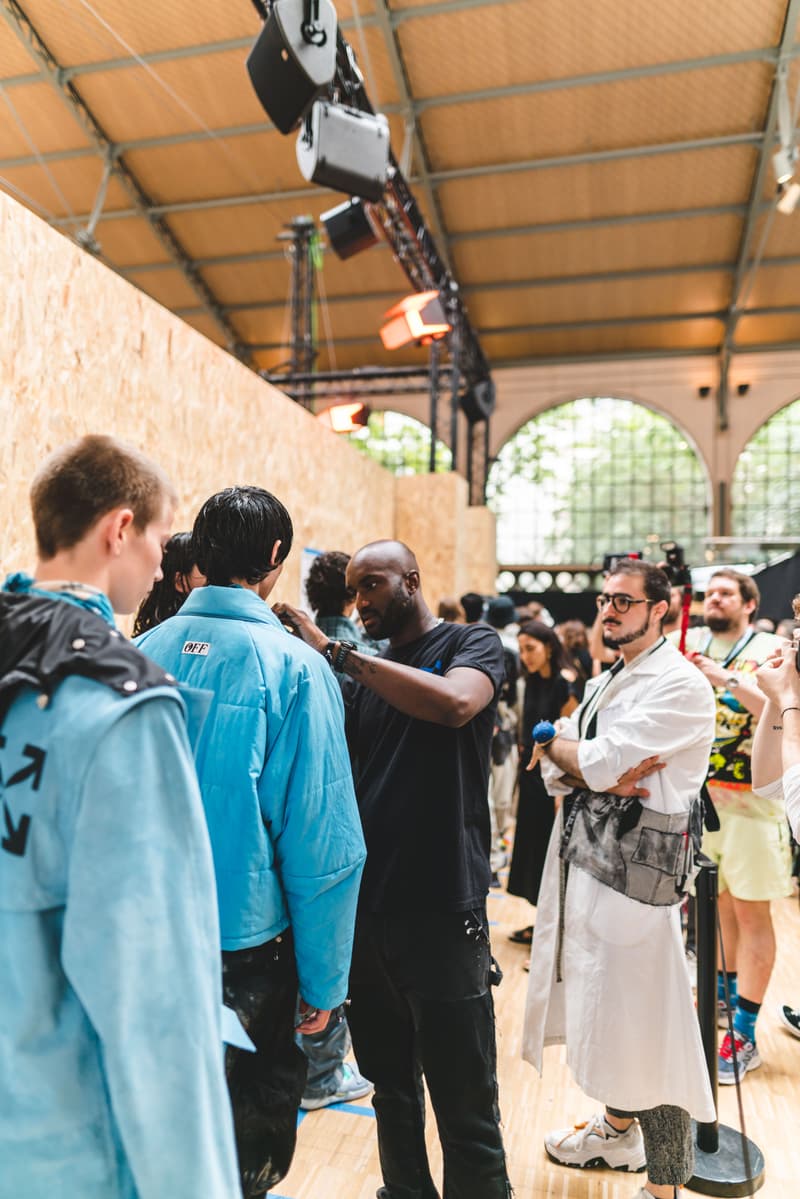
[344,621,505,913]
[680,625,784,818]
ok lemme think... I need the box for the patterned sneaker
[718,1029,761,1084]
[544,1111,646,1171]
[300,1063,373,1110]
[778,1004,800,1039]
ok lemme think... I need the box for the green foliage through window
[347,410,452,475]
[732,400,800,539]
[487,397,710,566]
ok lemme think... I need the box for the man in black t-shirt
[274,541,511,1199]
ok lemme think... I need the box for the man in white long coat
[522,560,716,1199]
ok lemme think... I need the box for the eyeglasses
[596,593,650,615]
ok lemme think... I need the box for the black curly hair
[133,531,196,635]
[305,551,352,617]
[191,486,293,586]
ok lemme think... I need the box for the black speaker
[321,198,381,259]
[461,377,496,421]
[246,0,337,135]
[297,101,390,202]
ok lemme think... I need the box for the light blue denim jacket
[137,585,366,1010]
[0,581,240,1199]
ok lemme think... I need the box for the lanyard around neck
[698,626,757,668]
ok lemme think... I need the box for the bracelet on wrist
[781,705,800,719]
[333,640,358,672]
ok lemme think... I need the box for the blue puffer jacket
[0,582,240,1199]
[137,585,366,1011]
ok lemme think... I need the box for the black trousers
[222,931,307,1199]
[348,907,510,1199]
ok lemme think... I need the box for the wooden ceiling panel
[755,212,800,257]
[75,50,266,142]
[419,64,772,173]
[86,216,171,265]
[181,310,229,346]
[0,82,88,157]
[123,131,303,205]
[165,198,320,257]
[451,215,743,284]
[0,160,128,222]
[18,0,259,66]
[123,267,205,310]
[479,317,725,363]
[747,263,800,308]
[467,272,732,328]
[398,0,784,97]
[437,146,757,233]
[0,20,41,77]
[735,313,800,346]
[199,245,403,306]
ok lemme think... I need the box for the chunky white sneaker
[718,1030,761,1084]
[300,1063,373,1110]
[778,1003,800,1039]
[544,1111,646,1171]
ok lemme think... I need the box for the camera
[602,551,642,574]
[660,541,692,587]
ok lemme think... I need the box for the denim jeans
[348,907,510,1199]
[222,930,307,1198]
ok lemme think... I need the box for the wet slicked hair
[31,434,175,559]
[192,485,293,586]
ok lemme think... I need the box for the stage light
[773,146,796,186]
[296,102,390,202]
[321,198,381,259]
[317,401,371,432]
[379,291,451,350]
[246,0,337,135]
[777,180,800,214]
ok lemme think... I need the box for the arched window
[487,397,710,566]
[347,410,451,475]
[732,399,800,539]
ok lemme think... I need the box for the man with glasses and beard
[275,539,511,1199]
[680,569,790,1082]
[522,560,716,1199]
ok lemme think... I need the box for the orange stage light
[379,290,451,350]
[317,402,371,433]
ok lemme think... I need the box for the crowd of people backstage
[454,563,800,1196]
[2,432,799,1199]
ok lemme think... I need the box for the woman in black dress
[507,620,578,942]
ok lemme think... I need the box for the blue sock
[717,970,737,1008]
[734,995,760,1044]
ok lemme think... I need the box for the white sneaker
[544,1111,646,1171]
[300,1063,373,1110]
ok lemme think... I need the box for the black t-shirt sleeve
[445,624,505,698]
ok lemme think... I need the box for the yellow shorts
[702,807,793,901]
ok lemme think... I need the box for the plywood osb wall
[0,192,495,611]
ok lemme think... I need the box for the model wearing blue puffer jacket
[0,436,241,1199]
[137,485,366,1198]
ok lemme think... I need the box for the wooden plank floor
[275,876,800,1199]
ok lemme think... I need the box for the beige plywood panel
[0,82,89,157]
[479,317,724,361]
[19,0,258,66]
[735,313,800,345]
[468,271,733,327]
[124,131,304,205]
[125,267,207,310]
[398,0,785,96]
[75,50,266,142]
[419,64,772,172]
[0,161,129,221]
[438,145,758,233]
[88,215,172,265]
[0,188,399,600]
[452,214,743,283]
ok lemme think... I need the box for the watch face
[726,675,739,689]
